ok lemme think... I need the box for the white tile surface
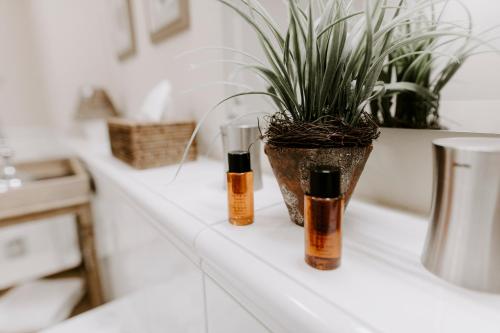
[204,275,270,333]
[128,157,283,225]
[197,224,374,333]
[67,139,500,333]
[75,146,208,249]
[200,202,500,333]
[43,281,205,333]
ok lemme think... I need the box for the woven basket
[107,118,197,169]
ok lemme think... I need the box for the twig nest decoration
[265,144,373,226]
[265,115,379,148]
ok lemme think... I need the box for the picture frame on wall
[145,0,190,44]
[112,0,136,61]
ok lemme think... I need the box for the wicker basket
[107,118,197,169]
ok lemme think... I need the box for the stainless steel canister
[422,137,500,293]
[221,124,263,190]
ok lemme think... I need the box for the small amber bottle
[227,151,254,226]
[304,166,344,270]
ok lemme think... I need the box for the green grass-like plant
[173,0,477,176]
[212,0,469,147]
[370,2,496,129]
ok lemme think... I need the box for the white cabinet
[80,167,270,333]
[90,168,200,299]
[84,167,206,332]
[204,275,270,333]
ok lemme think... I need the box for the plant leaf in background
[370,0,499,129]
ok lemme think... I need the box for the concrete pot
[265,144,373,226]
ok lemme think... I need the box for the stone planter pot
[264,144,373,226]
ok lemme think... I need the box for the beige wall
[115,0,230,155]
[0,0,234,156]
[28,0,118,131]
[0,0,48,128]
[438,0,500,132]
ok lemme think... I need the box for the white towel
[136,80,174,122]
[0,278,84,333]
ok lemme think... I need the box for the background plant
[370,1,498,129]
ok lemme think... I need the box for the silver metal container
[422,137,500,293]
[221,124,263,190]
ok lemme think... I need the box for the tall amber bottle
[227,151,254,226]
[304,167,344,270]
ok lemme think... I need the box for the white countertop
[70,141,500,333]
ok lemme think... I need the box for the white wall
[0,0,48,129]
[24,0,231,155]
[438,0,500,132]
[28,0,118,132]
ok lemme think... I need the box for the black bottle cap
[228,151,251,173]
[309,166,341,198]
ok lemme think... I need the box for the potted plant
[207,0,466,226]
[172,0,457,226]
[370,4,493,129]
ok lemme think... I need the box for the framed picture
[145,0,190,44]
[112,0,136,61]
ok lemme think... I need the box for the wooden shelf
[0,158,104,320]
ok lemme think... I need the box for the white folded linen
[0,278,84,333]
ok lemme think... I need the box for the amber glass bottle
[227,151,254,226]
[304,167,344,270]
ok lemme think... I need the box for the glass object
[227,151,254,226]
[0,143,22,191]
[221,124,262,190]
[304,167,344,270]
